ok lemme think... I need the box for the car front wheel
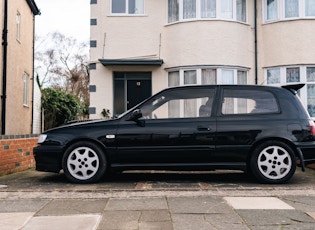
[250,141,296,184]
[62,141,107,183]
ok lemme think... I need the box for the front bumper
[33,145,64,173]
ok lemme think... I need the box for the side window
[221,89,279,115]
[140,88,215,119]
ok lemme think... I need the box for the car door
[214,86,280,164]
[113,86,217,166]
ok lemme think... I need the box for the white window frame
[110,0,145,15]
[264,65,315,118]
[263,0,315,23]
[168,0,247,24]
[23,72,29,106]
[168,67,247,87]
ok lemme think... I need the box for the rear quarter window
[221,89,279,115]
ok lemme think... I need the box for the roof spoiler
[282,84,305,93]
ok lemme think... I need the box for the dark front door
[114,72,152,116]
[127,79,151,109]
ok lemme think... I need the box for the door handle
[197,126,211,131]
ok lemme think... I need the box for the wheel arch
[61,138,110,166]
[247,137,299,166]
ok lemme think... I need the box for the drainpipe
[254,0,258,85]
[1,0,8,135]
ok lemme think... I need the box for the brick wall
[0,136,38,176]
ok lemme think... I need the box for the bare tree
[35,32,89,116]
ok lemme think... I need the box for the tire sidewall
[250,141,296,184]
[62,141,107,184]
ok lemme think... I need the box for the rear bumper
[33,145,64,173]
[296,142,315,166]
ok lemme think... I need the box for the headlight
[38,134,47,143]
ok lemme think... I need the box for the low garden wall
[0,135,38,176]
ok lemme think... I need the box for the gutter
[1,0,8,135]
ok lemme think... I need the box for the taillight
[309,120,315,135]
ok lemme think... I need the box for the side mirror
[128,109,142,120]
[127,109,145,127]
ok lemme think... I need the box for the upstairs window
[168,0,247,23]
[264,0,315,23]
[111,0,144,15]
[16,12,21,41]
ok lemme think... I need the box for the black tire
[250,141,296,184]
[62,141,107,184]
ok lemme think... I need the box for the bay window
[168,67,247,87]
[265,66,315,117]
[168,0,247,23]
[264,0,315,22]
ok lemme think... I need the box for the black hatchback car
[34,84,315,184]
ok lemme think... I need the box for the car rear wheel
[250,141,296,184]
[62,141,107,183]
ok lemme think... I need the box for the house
[89,0,315,119]
[0,0,40,135]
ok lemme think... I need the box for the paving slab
[0,212,34,230]
[139,221,173,230]
[171,213,215,230]
[224,197,294,210]
[21,214,101,230]
[36,199,108,216]
[97,210,141,230]
[0,199,49,212]
[105,197,167,211]
[236,209,315,227]
[167,196,232,214]
[140,210,171,222]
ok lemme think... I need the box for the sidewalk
[1,169,315,229]
[1,195,315,229]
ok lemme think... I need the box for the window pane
[267,68,280,84]
[306,0,315,16]
[183,0,196,19]
[221,69,234,84]
[285,0,298,18]
[221,0,233,19]
[236,0,246,22]
[112,0,126,13]
[307,84,315,117]
[286,67,300,83]
[222,89,279,115]
[307,67,315,82]
[168,0,179,23]
[267,0,278,20]
[237,70,247,84]
[129,0,144,14]
[201,0,216,18]
[202,69,216,84]
[168,71,180,87]
[184,70,197,84]
[16,12,21,40]
[141,88,213,119]
[23,73,29,106]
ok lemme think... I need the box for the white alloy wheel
[67,146,100,181]
[257,145,292,180]
[250,141,296,184]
